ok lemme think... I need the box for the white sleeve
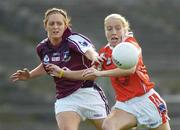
[67,34,95,54]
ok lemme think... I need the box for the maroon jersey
[36,28,96,99]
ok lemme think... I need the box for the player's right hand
[82,67,101,77]
[10,68,30,82]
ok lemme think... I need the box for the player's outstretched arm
[45,63,96,80]
[10,63,46,82]
[82,66,136,78]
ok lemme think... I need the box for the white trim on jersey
[105,43,114,50]
[67,34,94,54]
[81,55,89,69]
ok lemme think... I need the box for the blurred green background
[0,0,180,130]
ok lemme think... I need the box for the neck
[50,37,62,46]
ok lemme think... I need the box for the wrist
[26,69,31,79]
[58,70,64,78]
[98,70,107,77]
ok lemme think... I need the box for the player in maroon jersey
[10,8,109,130]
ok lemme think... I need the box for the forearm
[99,66,136,77]
[85,48,98,61]
[63,69,96,80]
[29,63,47,79]
[45,63,96,80]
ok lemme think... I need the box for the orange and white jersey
[99,34,155,101]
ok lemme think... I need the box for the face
[45,13,67,43]
[105,17,123,47]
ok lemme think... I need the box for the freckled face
[105,18,123,47]
[45,13,67,42]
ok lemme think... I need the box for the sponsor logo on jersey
[78,41,88,46]
[52,57,60,62]
[52,53,60,62]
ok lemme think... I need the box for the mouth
[53,31,60,35]
[111,37,119,43]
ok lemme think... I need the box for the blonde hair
[43,8,71,27]
[104,14,130,37]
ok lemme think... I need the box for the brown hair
[43,8,71,27]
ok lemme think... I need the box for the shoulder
[124,32,140,46]
[125,37,137,43]
[37,38,48,47]
[67,33,92,46]
[124,36,142,57]
[99,43,111,53]
[125,36,141,49]
[36,38,48,54]
[37,38,48,48]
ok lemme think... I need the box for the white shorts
[113,89,169,128]
[55,87,109,121]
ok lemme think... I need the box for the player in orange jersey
[83,14,171,130]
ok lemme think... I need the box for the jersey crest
[106,57,112,65]
[62,51,71,62]
[43,54,50,64]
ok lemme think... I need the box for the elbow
[84,49,92,60]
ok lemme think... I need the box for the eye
[56,21,63,26]
[115,26,121,31]
[116,27,121,31]
[48,21,55,26]
[106,27,112,31]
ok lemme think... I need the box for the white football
[112,42,139,69]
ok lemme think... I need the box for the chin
[110,42,119,47]
[53,36,61,39]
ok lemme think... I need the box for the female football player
[10,8,109,130]
[82,14,171,130]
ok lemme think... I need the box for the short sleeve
[67,34,95,54]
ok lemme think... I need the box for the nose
[112,28,117,34]
[53,23,58,28]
